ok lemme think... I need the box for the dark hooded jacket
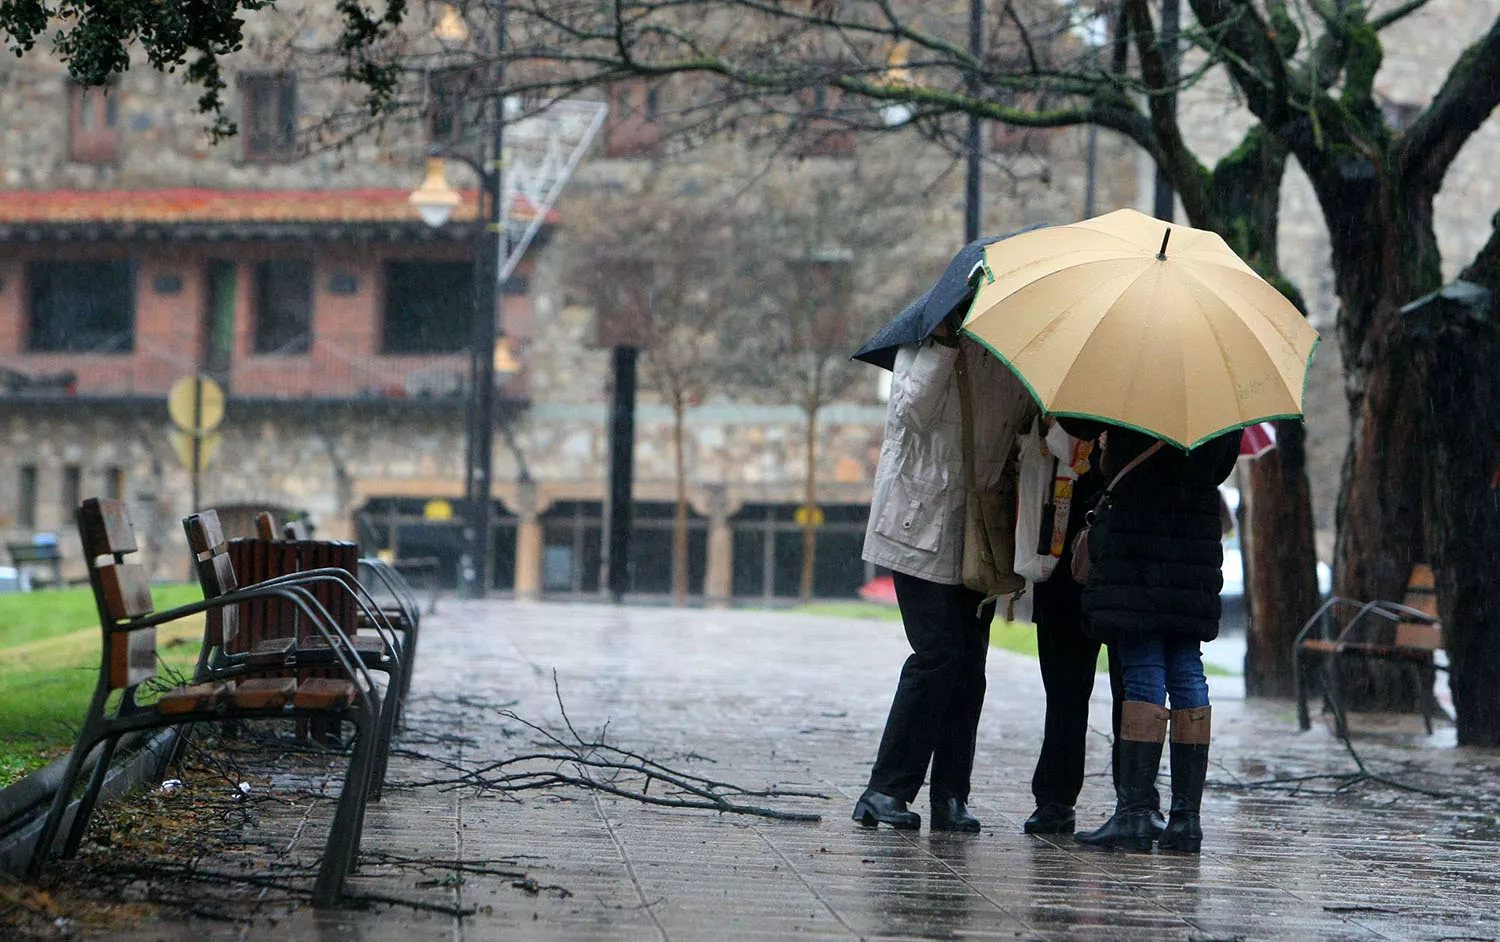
[1059,420,1242,644]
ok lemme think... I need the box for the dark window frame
[252,259,314,355]
[67,82,119,164]
[26,260,137,353]
[427,67,481,148]
[241,73,298,161]
[603,78,663,159]
[17,465,37,529]
[381,260,475,355]
[793,84,857,159]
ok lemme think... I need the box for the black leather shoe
[930,797,981,833]
[852,788,921,830]
[1023,803,1075,835]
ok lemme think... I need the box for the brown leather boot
[1075,701,1169,853]
[1158,706,1211,854]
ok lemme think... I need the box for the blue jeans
[1114,636,1210,709]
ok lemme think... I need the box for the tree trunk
[799,405,819,605]
[672,400,689,607]
[1243,420,1320,696]
[1200,125,1323,698]
[1322,182,1439,712]
[1410,264,1500,744]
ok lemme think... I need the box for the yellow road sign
[795,506,825,527]
[168,375,225,431]
[424,499,454,521]
[169,429,221,474]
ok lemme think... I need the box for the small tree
[734,178,921,603]
[574,198,735,605]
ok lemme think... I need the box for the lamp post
[410,4,509,599]
[965,0,983,243]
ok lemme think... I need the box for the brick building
[1,2,1488,600]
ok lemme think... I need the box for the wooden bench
[182,510,406,796]
[1294,564,1446,737]
[6,541,63,589]
[27,498,382,907]
[256,510,423,711]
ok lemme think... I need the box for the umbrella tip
[1157,228,1171,260]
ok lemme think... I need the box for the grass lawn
[790,601,1238,676]
[0,585,203,788]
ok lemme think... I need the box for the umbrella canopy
[852,224,1045,370]
[961,208,1319,450]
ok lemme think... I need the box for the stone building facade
[0,1,1491,598]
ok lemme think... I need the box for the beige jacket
[861,335,1037,585]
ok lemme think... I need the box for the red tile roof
[0,188,558,225]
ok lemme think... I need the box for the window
[793,85,857,158]
[68,83,118,163]
[62,466,81,514]
[104,466,125,501]
[27,260,136,353]
[18,466,36,528]
[253,260,314,354]
[603,79,662,158]
[242,74,297,160]
[427,68,479,147]
[382,261,473,354]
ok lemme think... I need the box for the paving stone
[91,600,1500,940]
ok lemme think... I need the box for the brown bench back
[78,498,158,690]
[1395,564,1442,650]
[222,537,359,656]
[184,509,240,646]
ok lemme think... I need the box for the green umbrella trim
[957,326,1321,452]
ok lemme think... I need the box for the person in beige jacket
[854,319,1036,831]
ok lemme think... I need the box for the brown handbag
[1069,439,1165,585]
[954,345,1025,605]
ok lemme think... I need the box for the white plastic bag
[1014,420,1092,582]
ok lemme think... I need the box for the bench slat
[233,677,297,710]
[100,563,154,620]
[294,678,356,710]
[158,681,235,715]
[108,627,157,689]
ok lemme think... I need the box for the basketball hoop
[497,97,608,283]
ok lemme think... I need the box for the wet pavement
[100,601,1500,940]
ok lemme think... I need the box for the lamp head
[409,158,461,229]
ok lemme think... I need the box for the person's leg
[858,572,968,828]
[1107,644,1165,833]
[1076,635,1169,851]
[929,588,993,800]
[1160,638,1212,853]
[1027,578,1098,833]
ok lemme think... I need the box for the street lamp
[409,4,508,599]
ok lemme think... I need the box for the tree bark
[1320,178,1439,711]
[1200,125,1322,697]
[1410,245,1500,745]
[799,404,819,605]
[672,399,689,607]
[1243,420,1320,696]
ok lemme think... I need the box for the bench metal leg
[62,733,121,859]
[1294,646,1312,731]
[311,706,378,908]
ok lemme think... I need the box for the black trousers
[867,571,994,804]
[1030,564,1124,808]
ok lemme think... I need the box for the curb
[0,729,179,877]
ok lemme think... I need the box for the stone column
[702,484,733,608]
[513,479,543,602]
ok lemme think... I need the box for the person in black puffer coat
[1058,419,1242,855]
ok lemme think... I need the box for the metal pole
[1085,124,1099,218]
[467,2,508,599]
[191,374,202,513]
[1153,0,1179,222]
[606,345,638,603]
[965,0,983,243]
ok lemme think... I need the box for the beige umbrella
[960,208,1320,450]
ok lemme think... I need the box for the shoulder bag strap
[1102,439,1166,498]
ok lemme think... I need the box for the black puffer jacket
[1060,421,1241,644]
